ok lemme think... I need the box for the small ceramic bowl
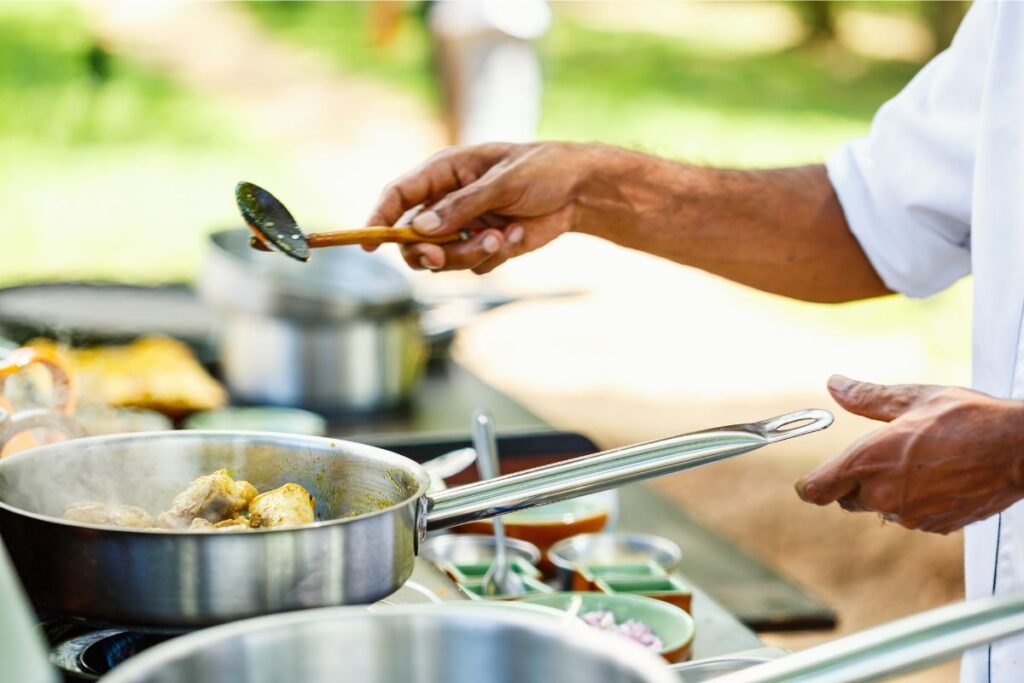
[450,556,543,582]
[548,532,682,591]
[420,534,542,582]
[595,574,693,613]
[575,560,667,592]
[457,498,611,573]
[518,591,695,663]
[460,574,554,600]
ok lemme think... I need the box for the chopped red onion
[580,610,663,652]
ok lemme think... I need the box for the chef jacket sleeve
[825,2,995,298]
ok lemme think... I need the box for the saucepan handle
[422,408,833,531]
[0,346,84,457]
[0,407,85,456]
[711,592,1024,683]
[743,408,835,444]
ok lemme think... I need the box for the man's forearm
[572,146,890,303]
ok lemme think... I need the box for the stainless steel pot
[0,409,830,629]
[102,605,679,683]
[200,229,425,413]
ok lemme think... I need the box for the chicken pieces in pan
[62,469,317,532]
[156,469,258,530]
[62,501,153,529]
[248,483,316,529]
[188,517,251,532]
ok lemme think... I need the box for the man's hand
[368,142,888,302]
[796,375,1024,534]
[366,142,595,274]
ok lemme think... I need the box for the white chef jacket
[826,3,1024,681]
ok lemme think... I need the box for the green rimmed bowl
[460,574,554,600]
[518,591,695,663]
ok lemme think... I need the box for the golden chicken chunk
[188,516,250,533]
[157,469,258,529]
[214,516,250,530]
[63,501,153,529]
[248,483,316,529]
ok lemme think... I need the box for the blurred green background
[0,0,971,368]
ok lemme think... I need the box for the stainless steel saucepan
[102,604,678,683]
[200,229,426,414]
[0,409,830,629]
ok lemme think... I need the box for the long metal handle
[424,409,833,531]
[712,592,1024,683]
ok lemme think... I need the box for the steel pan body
[0,431,427,629]
[102,605,679,683]
[0,410,831,629]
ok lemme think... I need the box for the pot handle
[0,345,76,414]
[0,346,83,457]
[0,407,85,457]
[423,409,833,531]
[741,408,836,444]
[712,592,1024,683]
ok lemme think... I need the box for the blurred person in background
[427,0,549,145]
[367,4,1024,681]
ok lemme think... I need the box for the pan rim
[0,429,432,535]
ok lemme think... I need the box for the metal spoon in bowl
[235,181,471,263]
[471,408,528,598]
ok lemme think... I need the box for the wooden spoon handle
[308,227,468,247]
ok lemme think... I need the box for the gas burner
[49,627,170,680]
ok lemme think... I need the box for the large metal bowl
[103,605,679,683]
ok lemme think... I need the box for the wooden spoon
[236,181,469,262]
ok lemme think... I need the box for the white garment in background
[429,0,550,145]
[826,3,1024,681]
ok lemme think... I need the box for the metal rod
[424,410,832,531]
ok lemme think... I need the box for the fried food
[188,516,251,532]
[157,469,258,530]
[249,483,316,529]
[27,336,226,419]
[63,501,152,529]
[64,471,316,532]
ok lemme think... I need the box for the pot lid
[200,229,414,319]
